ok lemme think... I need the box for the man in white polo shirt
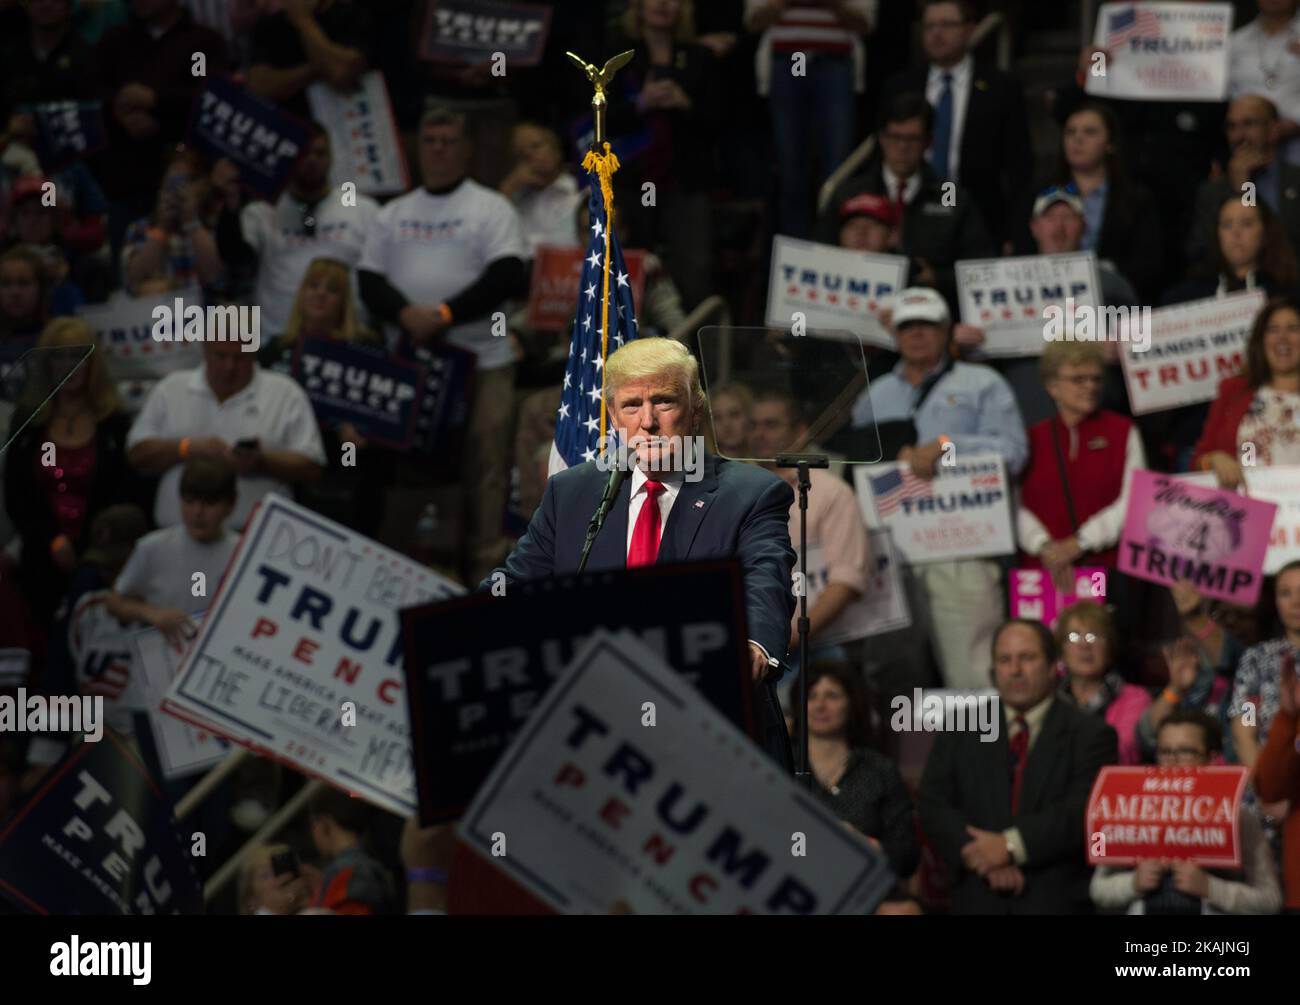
[358,105,527,581]
[125,341,326,530]
[214,122,379,338]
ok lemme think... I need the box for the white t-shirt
[115,524,239,615]
[127,366,327,530]
[512,174,583,258]
[242,192,379,336]
[1230,15,1300,165]
[358,179,526,371]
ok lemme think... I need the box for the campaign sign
[405,340,477,471]
[459,629,896,914]
[0,732,202,915]
[1120,290,1261,415]
[308,71,410,197]
[78,288,205,413]
[1086,765,1249,867]
[26,100,107,170]
[186,76,309,199]
[1119,469,1276,605]
[162,495,463,817]
[420,0,552,66]
[1010,567,1108,627]
[132,625,229,781]
[853,453,1016,564]
[526,245,648,332]
[1086,2,1233,103]
[803,532,910,645]
[766,236,907,349]
[401,560,756,823]
[1244,466,1300,574]
[292,338,424,451]
[956,252,1101,357]
[71,590,144,737]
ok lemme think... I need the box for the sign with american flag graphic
[549,178,641,472]
[853,454,1015,564]
[1086,2,1232,102]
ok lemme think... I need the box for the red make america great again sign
[1086,766,1249,868]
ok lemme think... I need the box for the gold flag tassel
[582,142,621,453]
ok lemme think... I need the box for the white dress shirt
[881,164,922,207]
[925,53,974,182]
[1230,15,1300,165]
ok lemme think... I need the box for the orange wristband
[436,303,453,325]
[147,226,168,243]
[1162,688,1180,705]
[179,436,191,459]
[50,534,70,556]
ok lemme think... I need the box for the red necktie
[627,480,665,567]
[1009,716,1029,814]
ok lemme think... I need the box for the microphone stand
[774,452,828,792]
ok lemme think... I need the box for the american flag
[869,466,932,517]
[1106,5,1160,47]
[549,176,640,472]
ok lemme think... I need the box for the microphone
[576,443,631,574]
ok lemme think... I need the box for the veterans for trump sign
[955,252,1101,357]
[292,338,424,451]
[187,77,309,199]
[1120,290,1261,415]
[802,534,910,644]
[1086,766,1249,867]
[526,244,647,332]
[766,236,907,349]
[459,629,896,914]
[420,0,551,66]
[1119,470,1276,606]
[1086,2,1233,103]
[854,454,1015,564]
[162,495,462,817]
[308,71,410,197]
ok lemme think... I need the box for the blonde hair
[621,0,696,41]
[702,383,753,454]
[1056,599,1115,656]
[1039,338,1107,384]
[281,258,362,348]
[17,317,122,424]
[603,337,706,417]
[237,843,292,915]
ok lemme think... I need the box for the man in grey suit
[1188,94,1300,263]
[920,618,1118,914]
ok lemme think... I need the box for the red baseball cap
[838,192,900,228]
[7,175,50,206]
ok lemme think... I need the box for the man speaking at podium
[480,338,797,753]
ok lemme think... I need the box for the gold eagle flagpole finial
[566,50,634,147]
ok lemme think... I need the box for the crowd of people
[0,0,1299,915]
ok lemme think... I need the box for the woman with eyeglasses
[1053,601,1150,765]
[1090,707,1282,915]
[1017,340,1145,595]
[1192,294,1300,490]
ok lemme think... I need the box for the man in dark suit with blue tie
[920,618,1118,913]
[482,338,798,754]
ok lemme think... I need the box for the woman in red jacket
[1255,651,1300,912]
[1193,295,1300,488]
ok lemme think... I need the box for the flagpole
[567,50,633,454]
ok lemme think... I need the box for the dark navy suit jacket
[481,452,798,668]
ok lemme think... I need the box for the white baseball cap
[891,287,950,328]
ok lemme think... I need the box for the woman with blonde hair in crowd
[1054,600,1150,765]
[703,383,754,458]
[4,316,149,624]
[265,257,386,536]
